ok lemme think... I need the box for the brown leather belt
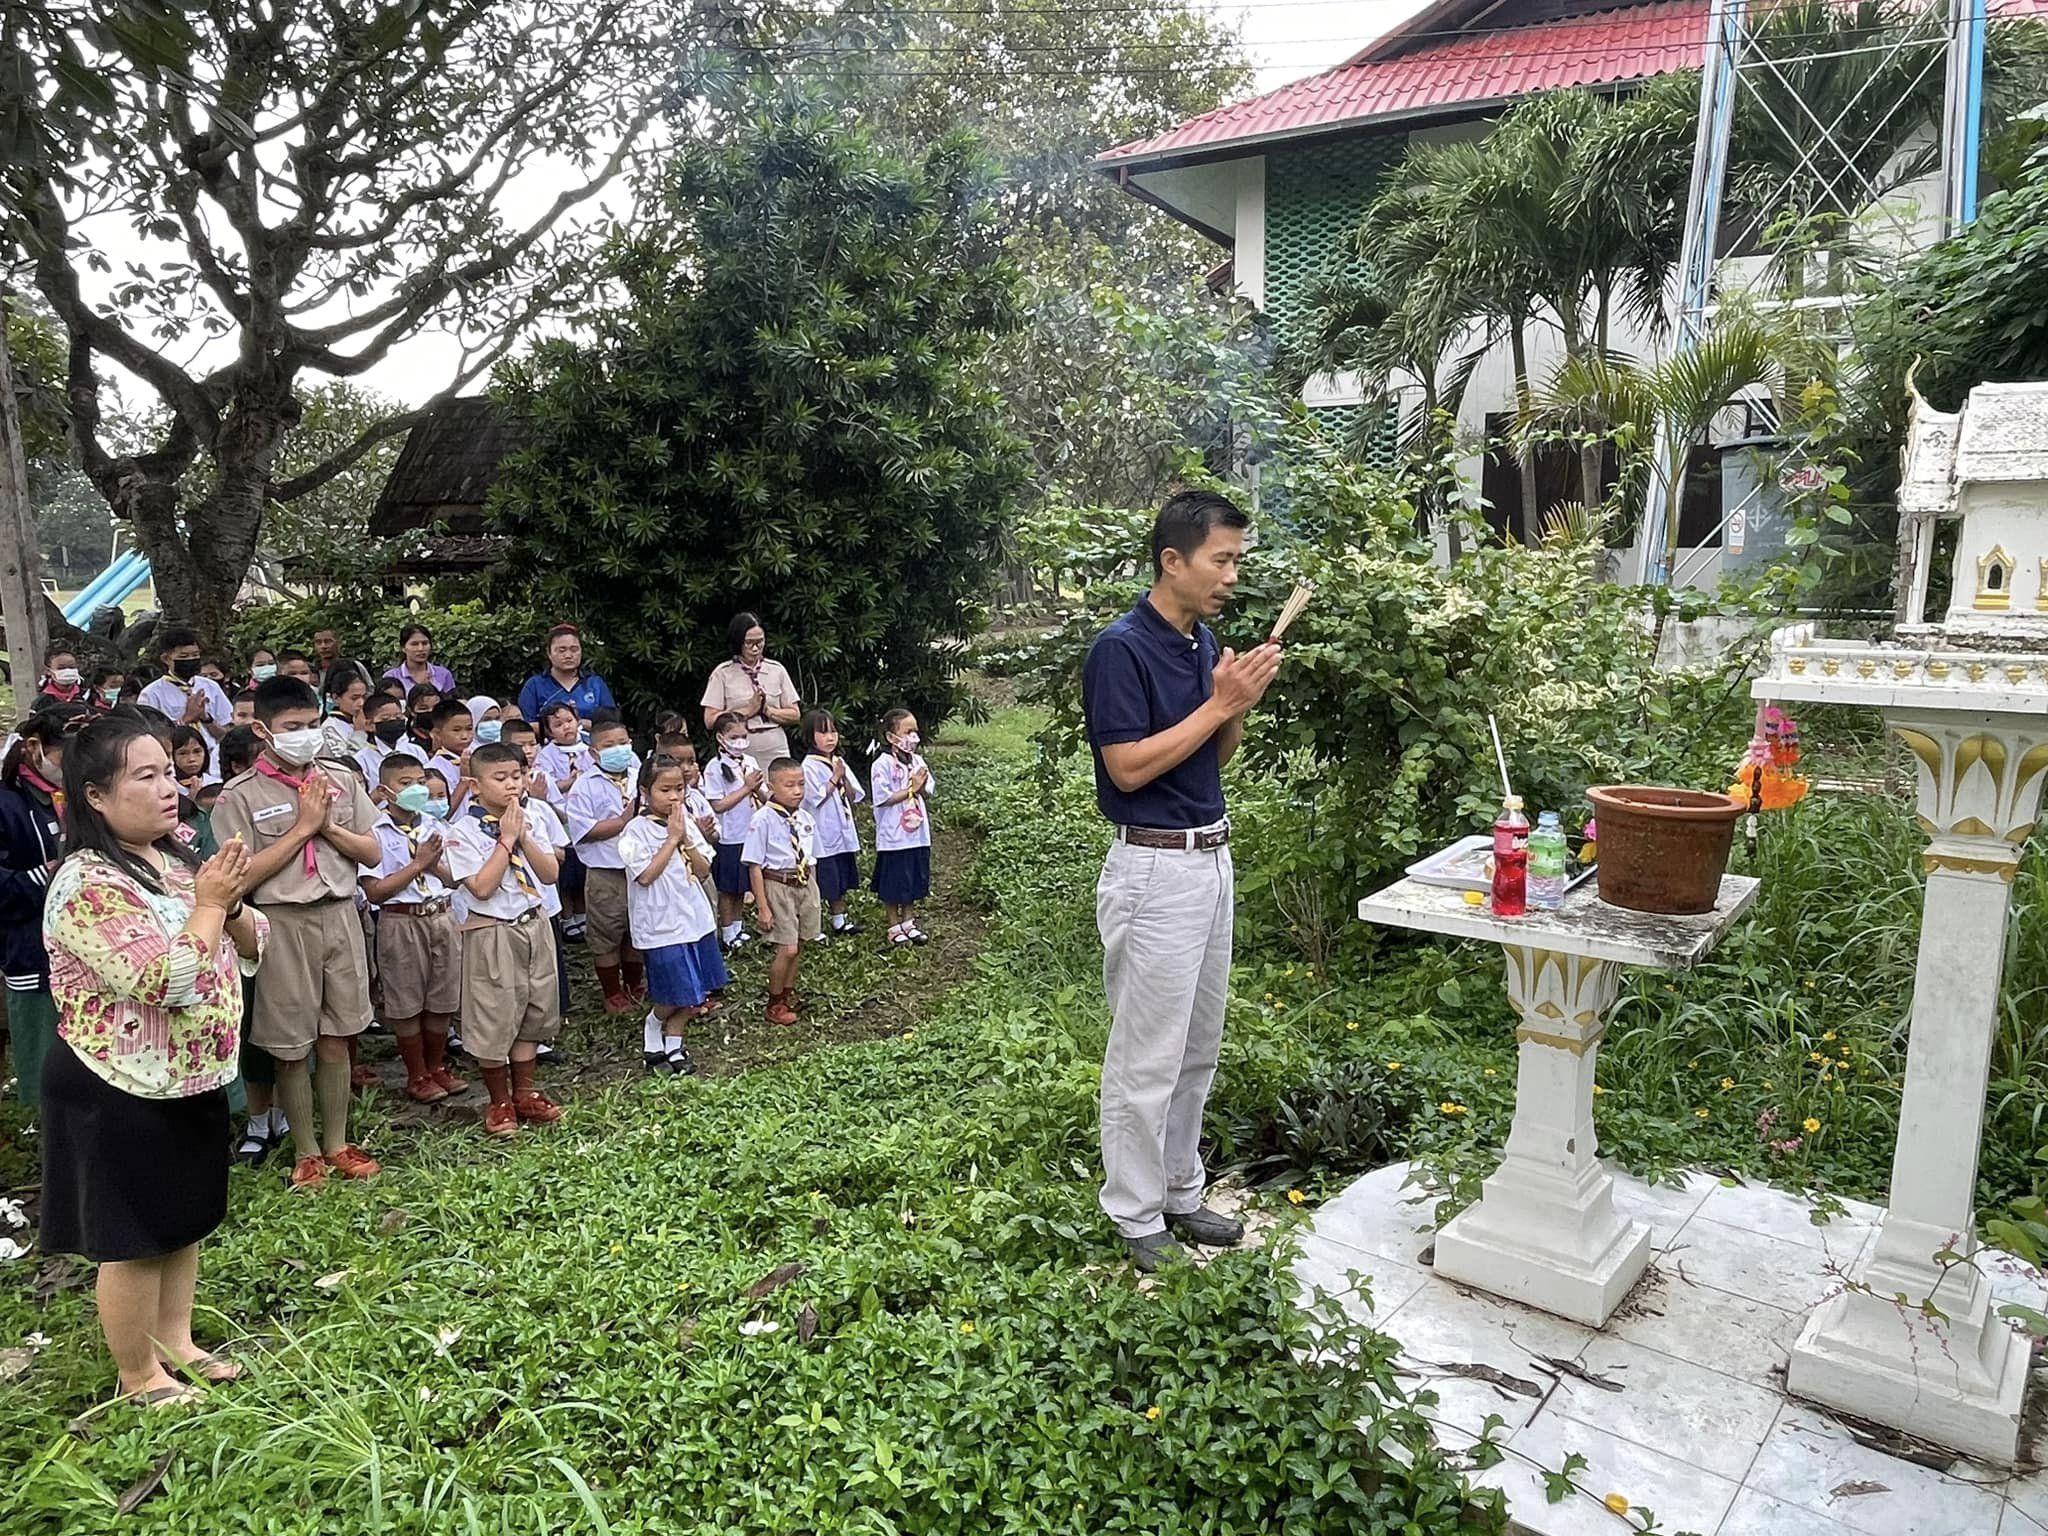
[382,899,451,917]
[1118,824,1230,851]
[760,867,811,887]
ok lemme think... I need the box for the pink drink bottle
[1491,794,1529,918]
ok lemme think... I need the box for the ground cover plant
[0,710,1499,1536]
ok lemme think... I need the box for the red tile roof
[1098,0,1710,166]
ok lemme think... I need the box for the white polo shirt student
[1079,489,1281,1275]
[139,626,233,773]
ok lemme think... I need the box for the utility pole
[0,299,49,712]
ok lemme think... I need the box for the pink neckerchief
[253,758,332,875]
[19,763,63,821]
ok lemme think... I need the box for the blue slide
[61,550,153,625]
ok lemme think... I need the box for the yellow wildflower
[961,1322,975,1335]
[1720,1077,1735,1091]
[1809,1051,1825,1063]
[1482,1067,1497,1076]
[1385,1061,1402,1072]
[1345,1020,1359,1031]
[1695,1109,1710,1120]
[1821,1031,1836,1042]
[1145,1405,1162,1421]
[1604,1494,1630,1516]
[1803,1117,1821,1134]
[1687,1058,1698,1069]
[1287,1189,1306,1205]
[1439,1101,1467,1116]
[1592,1084,1607,1096]
[1762,1079,1774,1090]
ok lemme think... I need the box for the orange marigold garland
[1731,706,1808,854]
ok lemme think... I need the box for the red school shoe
[349,1063,381,1090]
[324,1145,381,1180]
[483,1102,520,1139]
[765,992,799,1028]
[290,1156,327,1191]
[427,1064,467,1096]
[513,1090,562,1125]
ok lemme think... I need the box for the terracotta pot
[1586,785,1744,916]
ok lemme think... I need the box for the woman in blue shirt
[516,623,615,725]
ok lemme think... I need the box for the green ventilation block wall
[1263,131,1408,473]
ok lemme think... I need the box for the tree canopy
[486,94,1027,730]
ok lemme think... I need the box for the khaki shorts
[250,899,373,1061]
[460,912,561,1064]
[582,867,631,961]
[763,875,822,946]
[376,908,462,1019]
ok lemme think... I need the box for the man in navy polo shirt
[1082,488,1281,1271]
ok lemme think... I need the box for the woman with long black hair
[0,700,87,1106]
[39,713,266,1406]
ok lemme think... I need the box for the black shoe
[1124,1231,1188,1273]
[666,1046,697,1077]
[233,1125,270,1167]
[534,1041,557,1061]
[1167,1205,1246,1248]
[643,1052,672,1075]
[909,928,929,947]
[837,919,863,937]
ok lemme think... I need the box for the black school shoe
[232,1121,271,1167]
[1167,1205,1246,1247]
[666,1046,698,1077]
[1124,1231,1189,1273]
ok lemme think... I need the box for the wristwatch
[225,900,245,920]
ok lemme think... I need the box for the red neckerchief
[37,682,81,704]
[253,758,331,875]
[19,763,62,821]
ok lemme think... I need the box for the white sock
[642,1012,665,1054]
[832,913,849,930]
[266,1107,288,1136]
[665,1035,687,1059]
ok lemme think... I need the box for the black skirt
[39,1039,230,1263]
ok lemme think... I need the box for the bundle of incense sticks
[1268,579,1315,643]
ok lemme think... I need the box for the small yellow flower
[1273,1001,1285,1011]
[609,1242,624,1256]
[903,1030,915,1039]
[1604,1493,1630,1516]
[1482,1067,1497,1076]
[1821,1031,1836,1042]
[1592,1084,1607,1096]
[1345,1021,1359,1031]
[1695,1108,1710,1119]
[1385,1061,1402,1072]
[1720,1077,1735,1091]
[1687,1058,1698,1069]
[1439,1101,1467,1116]
[1145,1405,1162,1421]
[1287,1189,1306,1205]
[960,1322,975,1335]
[1809,1051,1825,1063]
[1762,1079,1774,1090]
[1834,1084,1846,1094]
[1803,1117,1821,1134]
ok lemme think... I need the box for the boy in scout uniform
[741,758,820,1027]
[212,676,385,1190]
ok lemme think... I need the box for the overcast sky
[75,1,1429,416]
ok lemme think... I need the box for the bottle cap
[1503,794,1523,810]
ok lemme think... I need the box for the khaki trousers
[1095,835,1234,1239]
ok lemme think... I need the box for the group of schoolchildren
[4,627,939,1188]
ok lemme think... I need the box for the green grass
[0,709,1495,1536]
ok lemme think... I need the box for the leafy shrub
[1229,1058,1418,1189]
[230,596,582,701]
[484,93,1028,733]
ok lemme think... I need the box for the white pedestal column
[1787,713,2048,1465]
[1433,946,1651,1326]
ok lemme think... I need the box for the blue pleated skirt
[643,934,731,1008]
[871,846,931,904]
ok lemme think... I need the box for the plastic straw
[1488,715,1513,800]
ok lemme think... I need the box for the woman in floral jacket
[40,714,266,1407]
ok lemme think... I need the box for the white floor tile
[1481,1413,1742,1536]
[1558,1335,1784,1481]
[1605,1261,1801,1387]
[1292,1230,1430,1326]
[1693,1180,1879,1254]
[1380,1278,1593,1436]
[1747,1410,2008,1536]
[1310,1160,1445,1266]
[1665,1215,1862,1311]
[2007,1458,2048,1531]
[2001,1501,2047,1535]
[1717,1486,1848,1535]
[1610,1168,1718,1250]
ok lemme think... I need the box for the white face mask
[722,737,749,758]
[50,668,80,686]
[269,725,325,767]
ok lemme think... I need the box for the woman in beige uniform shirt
[699,611,801,768]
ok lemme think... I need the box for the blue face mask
[420,796,451,821]
[250,663,277,682]
[598,743,635,775]
[393,783,434,816]
[475,720,503,745]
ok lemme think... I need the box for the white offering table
[1357,875,1760,1328]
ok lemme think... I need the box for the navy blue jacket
[0,780,63,989]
